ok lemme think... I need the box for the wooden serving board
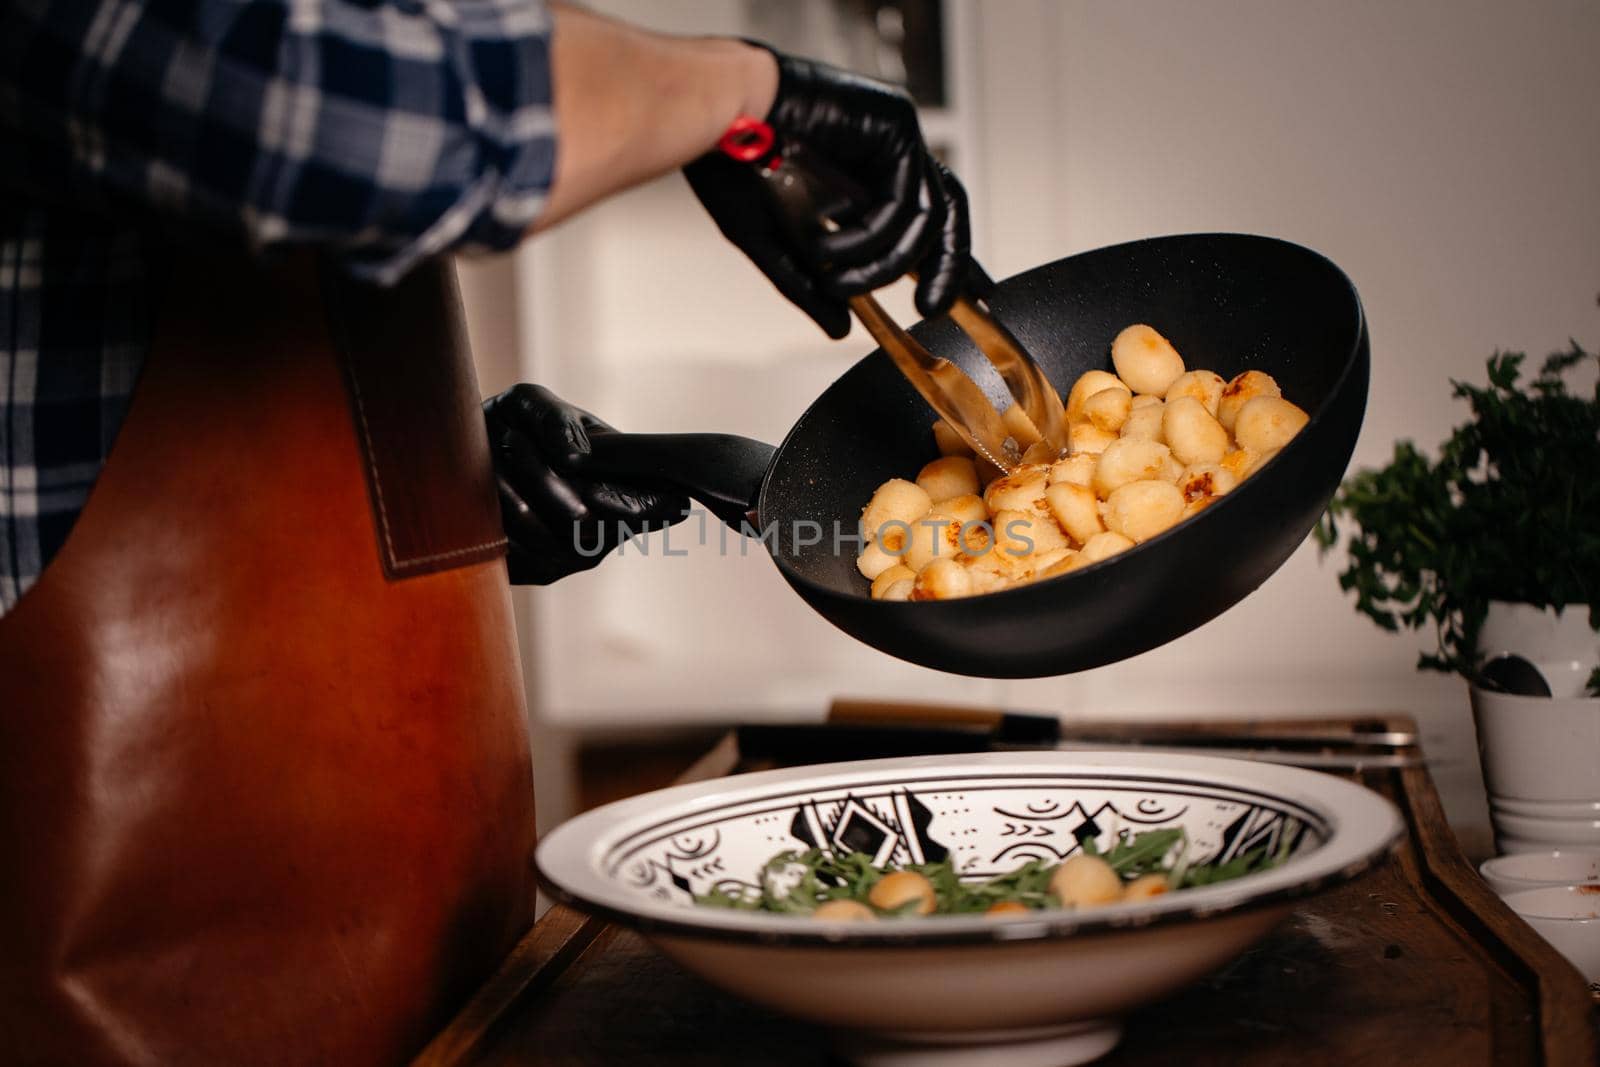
[413,714,1598,1067]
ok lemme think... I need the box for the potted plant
[1315,340,1599,854]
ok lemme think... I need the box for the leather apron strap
[0,251,536,1066]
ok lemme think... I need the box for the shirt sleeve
[0,0,557,285]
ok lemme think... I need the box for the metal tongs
[719,119,1070,474]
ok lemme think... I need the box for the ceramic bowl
[1479,850,1600,896]
[1502,885,1600,982]
[537,751,1404,1067]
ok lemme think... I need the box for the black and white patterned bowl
[537,751,1403,1066]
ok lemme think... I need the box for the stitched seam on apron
[388,537,510,572]
[341,357,402,565]
[343,357,507,572]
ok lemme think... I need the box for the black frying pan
[577,233,1368,678]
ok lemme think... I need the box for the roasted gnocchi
[857,325,1308,598]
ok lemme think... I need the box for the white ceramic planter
[1471,686,1600,853]
[1471,602,1600,855]
[1477,601,1598,699]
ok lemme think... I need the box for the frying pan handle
[578,432,775,531]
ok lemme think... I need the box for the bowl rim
[1501,884,1600,922]
[535,750,1405,947]
[1479,849,1600,890]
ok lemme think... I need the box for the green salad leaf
[693,824,1294,917]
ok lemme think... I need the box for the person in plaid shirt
[0,0,972,613]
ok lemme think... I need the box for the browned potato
[1079,530,1135,562]
[1119,400,1166,442]
[1048,453,1096,487]
[868,871,937,914]
[1162,396,1230,466]
[861,479,933,546]
[1066,370,1130,423]
[1050,855,1122,907]
[961,554,1015,593]
[916,456,980,503]
[857,540,903,581]
[985,901,1031,917]
[1122,873,1170,901]
[870,564,916,599]
[1177,463,1239,506]
[865,324,1302,602]
[813,899,877,921]
[1082,387,1134,433]
[1093,438,1172,497]
[1111,325,1185,397]
[903,510,966,571]
[1217,370,1282,432]
[1027,547,1073,574]
[1103,480,1185,542]
[1164,370,1226,416]
[938,493,991,533]
[1070,421,1119,454]
[1220,448,1257,480]
[984,465,1051,516]
[991,508,1070,559]
[879,578,914,601]
[1037,550,1085,579]
[1044,482,1106,545]
[910,557,974,600]
[1233,396,1309,453]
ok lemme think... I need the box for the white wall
[461,0,1600,836]
[973,0,1600,829]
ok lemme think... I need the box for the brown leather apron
[0,251,536,1065]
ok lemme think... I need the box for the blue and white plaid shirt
[0,0,557,613]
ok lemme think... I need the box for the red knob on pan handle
[718,115,777,165]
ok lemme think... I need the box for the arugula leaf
[702,825,1292,917]
[1101,828,1186,876]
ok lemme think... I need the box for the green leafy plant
[1313,342,1600,692]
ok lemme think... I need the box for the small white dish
[1479,850,1600,896]
[537,751,1403,1066]
[1502,885,1600,982]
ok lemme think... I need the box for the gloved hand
[684,47,974,339]
[484,384,690,585]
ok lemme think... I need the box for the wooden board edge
[409,903,605,1065]
[410,735,741,1066]
[1398,761,1598,1065]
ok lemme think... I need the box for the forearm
[2,0,560,285]
[533,3,777,232]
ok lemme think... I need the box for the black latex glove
[684,47,974,339]
[484,384,690,585]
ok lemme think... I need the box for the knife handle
[827,698,1061,745]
